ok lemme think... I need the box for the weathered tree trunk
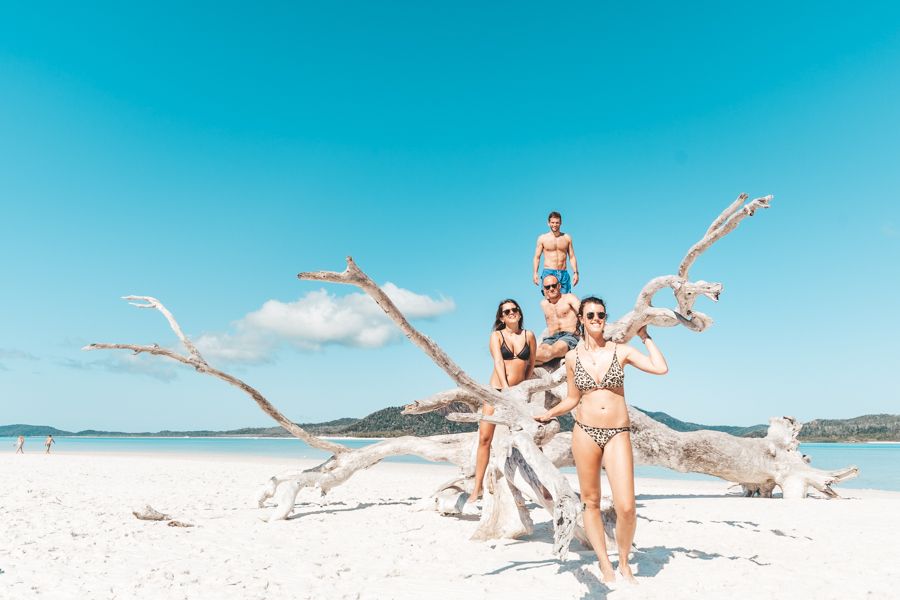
[628,409,858,498]
[86,193,858,561]
[524,404,859,499]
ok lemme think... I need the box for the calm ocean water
[4,436,898,491]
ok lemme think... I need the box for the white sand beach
[2,453,898,600]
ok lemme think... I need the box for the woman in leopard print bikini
[535,296,668,584]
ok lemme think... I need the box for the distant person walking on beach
[535,275,580,365]
[44,435,55,454]
[535,297,668,585]
[463,299,536,515]
[533,211,579,293]
[15,435,24,454]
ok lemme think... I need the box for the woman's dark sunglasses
[543,283,560,290]
[585,311,607,321]
[502,307,520,316]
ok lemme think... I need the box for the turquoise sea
[4,437,898,491]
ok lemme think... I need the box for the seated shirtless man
[535,274,581,365]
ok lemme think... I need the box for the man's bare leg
[535,340,570,365]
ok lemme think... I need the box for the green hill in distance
[0,424,72,437]
[3,411,898,442]
[631,408,768,437]
[799,414,900,442]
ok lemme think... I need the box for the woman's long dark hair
[493,298,524,331]
[576,296,606,337]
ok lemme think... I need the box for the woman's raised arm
[622,325,668,375]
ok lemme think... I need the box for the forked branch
[123,296,207,365]
[680,194,772,280]
[603,194,772,342]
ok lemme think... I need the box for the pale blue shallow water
[0,436,426,464]
[4,437,898,491]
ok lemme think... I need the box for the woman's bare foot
[598,562,616,584]
[616,563,638,584]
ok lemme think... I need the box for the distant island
[3,410,899,442]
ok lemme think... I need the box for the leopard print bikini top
[573,344,625,392]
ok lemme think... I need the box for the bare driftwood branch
[400,369,565,416]
[132,505,170,521]
[256,433,476,521]
[604,194,772,343]
[402,388,481,415]
[122,296,207,365]
[132,504,194,527]
[85,299,348,456]
[300,258,497,402]
[683,194,772,280]
[704,193,748,238]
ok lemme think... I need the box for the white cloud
[194,283,455,363]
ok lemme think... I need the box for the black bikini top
[499,330,530,361]
[573,345,625,391]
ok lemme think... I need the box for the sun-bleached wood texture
[86,193,858,560]
[628,410,858,498]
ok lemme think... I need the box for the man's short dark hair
[548,211,561,221]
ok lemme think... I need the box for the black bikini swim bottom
[575,420,631,449]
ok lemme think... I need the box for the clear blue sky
[1,2,898,431]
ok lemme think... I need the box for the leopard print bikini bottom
[575,420,631,449]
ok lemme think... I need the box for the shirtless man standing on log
[532,211,579,294]
[535,274,581,365]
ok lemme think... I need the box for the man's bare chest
[544,302,574,321]
[542,235,568,253]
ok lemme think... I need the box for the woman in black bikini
[463,299,536,515]
[535,296,667,583]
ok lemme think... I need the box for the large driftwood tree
[86,193,857,558]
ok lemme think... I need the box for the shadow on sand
[285,498,419,520]
[481,520,773,597]
[472,554,617,600]
[635,545,772,576]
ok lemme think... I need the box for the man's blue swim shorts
[540,268,572,294]
[540,330,579,350]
